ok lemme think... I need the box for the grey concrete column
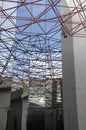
[0,86,11,130]
[21,95,28,130]
[61,1,86,130]
[62,34,78,130]
[73,35,86,130]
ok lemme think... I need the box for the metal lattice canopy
[0,0,86,92]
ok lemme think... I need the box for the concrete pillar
[62,32,78,130]
[21,94,28,130]
[73,33,86,130]
[61,0,86,130]
[0,86,11,130]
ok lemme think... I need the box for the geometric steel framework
[0,0,86,106]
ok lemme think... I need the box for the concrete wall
[22,97,28,130]
[73,34,86,130]
[62,32,78,130]
[61,1,78,129]
[61,0,86,130]
[0,89,11,130]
